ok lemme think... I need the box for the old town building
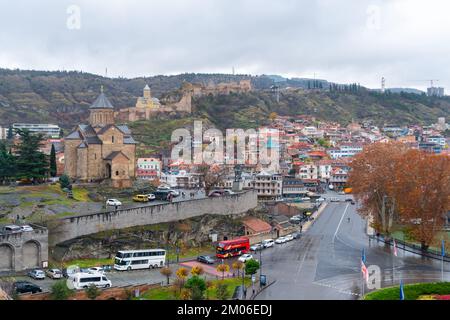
[64,88,137,188]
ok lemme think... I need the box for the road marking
[332,203,350,244]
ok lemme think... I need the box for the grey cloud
[0,0,449,91]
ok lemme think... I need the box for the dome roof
[90,90,114,109]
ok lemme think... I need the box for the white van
[69,272,112,290]
[262,239,274,248]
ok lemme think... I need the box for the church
[64,88,137,188]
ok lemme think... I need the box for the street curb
[250,279,277,300]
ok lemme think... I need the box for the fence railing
[369,234,450,263]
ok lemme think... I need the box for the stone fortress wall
[50,190,258,245]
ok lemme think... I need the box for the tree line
[0,129,57,184]
[348,142,450,250]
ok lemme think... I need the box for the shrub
[85,284,101,300]
[185,276,206,300]
[50,280,75,300]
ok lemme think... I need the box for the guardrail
[369,234,450,263]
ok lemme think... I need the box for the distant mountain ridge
[0,68,448,131]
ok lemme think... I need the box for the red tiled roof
[242,217,272,233]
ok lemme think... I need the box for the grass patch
[365,282,450,300]
[140,286,175,300]
[139,277,252,300]
[207,277,251,300]
[58,258,114,268]
[166,245,214,261]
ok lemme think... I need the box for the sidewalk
[301,202,328,233]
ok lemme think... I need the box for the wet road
[256,201,450,300]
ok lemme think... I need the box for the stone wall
[0,225,49,273]
[50,190,257,245]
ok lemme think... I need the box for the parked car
[133,194,149,202]
[351,200,356,205]
[262,239,274,248]
[146,193,156,201]
[208,190,223,197]
[106,199,122,206]
[197,255,216,264]
[46,268,63,279]
[292,232,302,239]
[338,191,346,195]
[157,185,171,191]
[250,243,264,251]
[238,254,254,263]
[284,234,294,242]
[316,197,326,203]
[28,269,45,280]
[88,267,105,274]
[20,225,34,232]
[345,198,353,202]
[3,225,22,233]
[63,267,80,278]
[330,197,340,202]
[300,197,311,202]
[275,237,287,244]
[13,281,42,294]
[168,190,180,197]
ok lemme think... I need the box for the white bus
[69,272,112,290]
[113,249,166,271]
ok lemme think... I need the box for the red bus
[216,237,250,259]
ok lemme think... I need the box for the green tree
[0,141,16,184]
[85,284,101,300]
[215,282,230,300]
[50,280,75,300]
[49,144,57,177]
[59,174,71,190]
[185,275,206,300]
[244,259,260,276]
[14,129,48,181]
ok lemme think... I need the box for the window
[112,136,115,143]
[116,171,119,176]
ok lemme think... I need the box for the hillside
[0,69,448,139]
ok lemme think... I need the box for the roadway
[255,200,450,300]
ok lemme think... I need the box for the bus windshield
[114,258,128,266]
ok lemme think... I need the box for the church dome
[90,88,114,109]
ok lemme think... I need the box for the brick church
[64,88,137,188]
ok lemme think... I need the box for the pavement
[255,196,450,300]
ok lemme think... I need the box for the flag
[442,240,446,257]
[399,280,405,300]
[393,239,398,257]
[361,260,369,282]
[361,249,368,282]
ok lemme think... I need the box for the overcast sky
[0,0,449,90]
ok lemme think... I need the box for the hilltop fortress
[116,79,252,122]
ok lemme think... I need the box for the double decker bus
[216,237,250,259]
[113,249,166,271]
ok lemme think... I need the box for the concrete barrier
[50,190,258,245]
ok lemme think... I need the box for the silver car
[28,269,45,280]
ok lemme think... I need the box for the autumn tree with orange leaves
[391,149,450,250]
[349,142,450,249]
[348,142,408,237]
